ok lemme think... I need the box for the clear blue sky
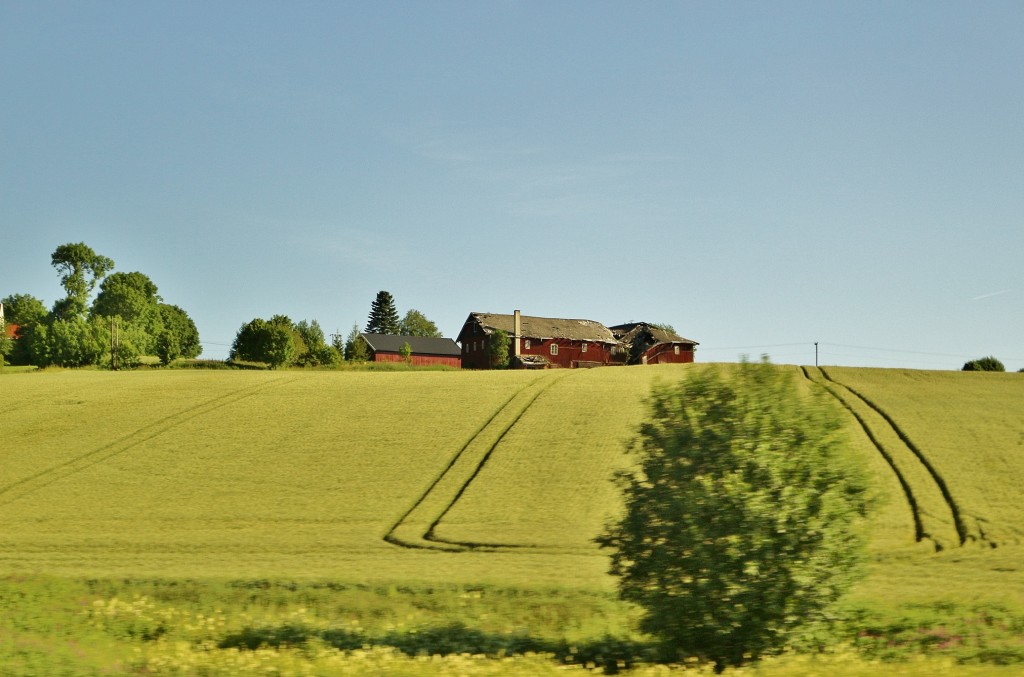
[3,1,1022,370]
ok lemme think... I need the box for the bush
[963,356,1005,372]
[598,358,871,672]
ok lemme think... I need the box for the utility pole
[110,317,119,371]
[814,341,819,367]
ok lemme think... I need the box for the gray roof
[610,322,699,346]
[360,333,461,356]
[463,312,618,344]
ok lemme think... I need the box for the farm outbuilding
[610,322,698,365]
[360,333,462,368]
[457,311,621,369]
[0,302,16,340]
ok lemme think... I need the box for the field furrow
[822,367,1024,547]
[0,375,300,508]
[429,366,690,551]
[804,367,957,551]
[385,371,571,550]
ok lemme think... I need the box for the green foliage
[294,319,340,366]
[230,316,296,368]
[598,358,871,670]
[399,340,413,364]
[92,271,160,321]
[1,294,48,365]
[366,290,400,334]
[8,248,200,367]
[50,241,114,320]
[399,308,442,337]
[158,303,201,359]
[28,316,111,367]
[1,292,48,328]
[91,271,165,355]
[344,323,370,361]
[962,356,1005,372]
[489,328,510,368]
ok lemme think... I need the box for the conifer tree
[366,291,400,334]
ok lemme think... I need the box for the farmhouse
[611,322,698,365]
[458,311,622,369]
[360,333,462,368]
[0,302,16,340]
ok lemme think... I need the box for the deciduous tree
[489,329,510,368]
[399,309,442,337]
[230,316,296,369]
[962,356,1005,372]
[50,242,114,320]
[597,358,870,672]
[0,294,47,365]
[158,304,201,360]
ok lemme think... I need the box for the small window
[550,343,558,356]
[581,342,588,353]
[524,339,531,350]
[674,345,680,355]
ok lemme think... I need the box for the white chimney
[513,309,521,358]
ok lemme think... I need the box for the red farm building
[0,302,17,340]
[610,322,698,365]
[457,311,621,369]
[360,333,462,368]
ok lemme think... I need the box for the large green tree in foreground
[598,358,870,672]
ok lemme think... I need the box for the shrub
[963,356,1005,372]
[598,358,871,672]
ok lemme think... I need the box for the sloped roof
[610,322,699,346]
[360,333,461,356]
[463,313,618,344]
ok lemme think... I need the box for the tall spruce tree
[366,291,400,334]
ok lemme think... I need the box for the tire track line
[382,379,537,552]
[0,376,299,508]
[802,366,928,547]
[818,367,970,547]
[384,371,570,551]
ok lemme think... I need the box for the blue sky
[3,1,1022,369]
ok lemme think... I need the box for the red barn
[360,333,462,368]
[611,323,698,365]
[457,311,621,369]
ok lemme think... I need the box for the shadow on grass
[219,622,655,673]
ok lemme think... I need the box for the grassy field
[2,365,1023,674]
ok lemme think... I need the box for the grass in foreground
[3,576,1024,675]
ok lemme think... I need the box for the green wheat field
[2,365,1022,675]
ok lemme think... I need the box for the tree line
[2,242,200,368]
[228,290,444,369]
[1,248,445,372]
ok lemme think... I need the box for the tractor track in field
[384,371,572,551]
[804,366,971,550]
[0,376,300,508]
